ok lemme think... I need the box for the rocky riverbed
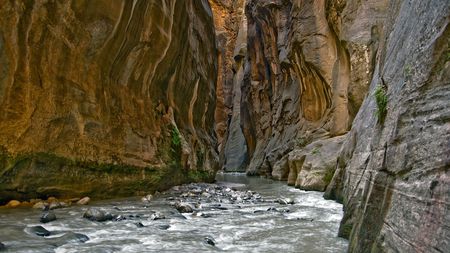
[0,173,347,252]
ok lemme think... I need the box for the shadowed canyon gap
[0,0,449,253]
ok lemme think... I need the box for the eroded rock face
[240,0,380,176]
[231,0,449,252]
[325,1,450,252]
[272,135,346,192]
[0,0,218,203]
[209,0,245,151]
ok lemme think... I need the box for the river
[0,173,348,252]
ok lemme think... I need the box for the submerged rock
[158,224,170,230]
[83,208,114,222]
[28,226,51,237]
[204,236,216,246]
[40,212,57,223]
[135,222,145,228]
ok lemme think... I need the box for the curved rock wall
[230,0,449,252]
[0,0,218,203]
[241,0,378,176]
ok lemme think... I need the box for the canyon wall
[235,0,449,252]
[241,0,381,185]
[325,0,450,252]
[209,0,248,171]
[0,0,218,203]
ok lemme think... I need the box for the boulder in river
[174,202,193,213]
[32,202,47,210]
[0,242,5,250]
[141,194,153,203]
[135,222,145,228]
[150,212,165,220]
[158,224,170,230]
[6,200,21,208]
[77,197,90,205]
[83,208,114,222]
[277,198,294,205]
[28,226,51,237]
[40,212,57,223]
[204,236,216,246]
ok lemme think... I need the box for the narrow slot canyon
[0,0,448,252]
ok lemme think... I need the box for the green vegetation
[374,83,388,124]
[311,146,321,155]
[340,223,353,239]
[196,149,205,168]
[323,169,335,185]
[170,127,182,164]
[296,136,311,148]
[187,170,213,183]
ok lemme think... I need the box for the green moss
[170,126,182,165]
[374,84,388,124]
[187,170,213,183]
[196,149,205,168]
[340,223,353,239]
[296,136,311,148]
[323,169,335,185]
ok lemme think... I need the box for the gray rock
[0,242,5,250]
[158,224,170,230]
[40,212,56,223]
[83,208,114,222]
[174,202,193,213]
[150,212,165,220]
[28,226,51,237]
[277,198,294,205]
[135,222,145,228]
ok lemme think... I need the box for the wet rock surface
[40,212,57,224]
[0,173,347,252]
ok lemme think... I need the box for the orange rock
[6,200,21,208]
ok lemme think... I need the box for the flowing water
[0,173,348,253]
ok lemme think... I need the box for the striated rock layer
[325,0,450,252]
[0,0,218,204]
[231,0,449,252]
[209,0,248,172]
[240,0,378,177]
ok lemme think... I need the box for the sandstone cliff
[0,0,218,203]
[325,1,450,252]
[209,0,249,172]
[231,0,449,252]
[239,0,380,181]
